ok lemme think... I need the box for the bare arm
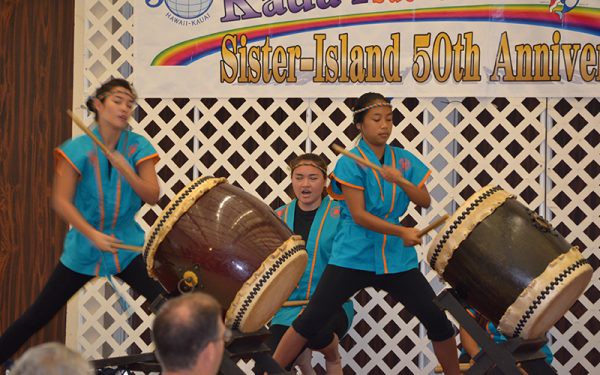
[341,184,421,246]
[105,151,160,204]
[380,165,431,208]
[52,158,120,253]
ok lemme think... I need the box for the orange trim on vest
[54,148,81,175]
[330,173,365,191]
[357,146,384,201]
[283,205,290,224]
[111,177,122,229]
[113,252,121,273]
[92,149,105,232]
[326,183,345,200]
[92,148,106,277]
[135,153,159,166]
[417,170,432,189]
[380,149,397,274]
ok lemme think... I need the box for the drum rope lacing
[143,176,213,261]
[230,242,305,329]
[429,186,501,270]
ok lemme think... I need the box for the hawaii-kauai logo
[548,0,579,19]
[145,0,212,25]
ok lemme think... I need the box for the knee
[426,317,456,342]
[292,314,320,342]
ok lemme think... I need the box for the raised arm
[105,152,160,204]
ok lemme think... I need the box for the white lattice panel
[546,97,600,375]
[70,1,600,374]
[194,97,308,206]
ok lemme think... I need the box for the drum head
[225,236,307,332]
[523,267,592,339]
[498,247,593,339]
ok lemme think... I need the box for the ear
[93,97,103,111]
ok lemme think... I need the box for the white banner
[134,0,600,98]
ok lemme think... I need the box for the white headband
[352,102,392,115]
[289,162,327,175]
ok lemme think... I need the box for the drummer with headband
[273,93,460,375]
[269,154,354,374]
[0,78,164,366]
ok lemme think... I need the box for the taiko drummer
[0,78,164,365]
[273,93,461,375]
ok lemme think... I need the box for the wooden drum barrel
[144,177,307,332]
[427,186,592,339]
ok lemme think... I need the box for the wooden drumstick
[417,214,449,238]
[116,244,144,252]
[434,363,471,373]
[282,300,309,307]
[332,144,383,173]
[66,109,110,155]
[332,144,413,185]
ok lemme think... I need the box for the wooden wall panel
[0,0,74,357]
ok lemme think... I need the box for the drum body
[428,186,592,339]
[144,177,307,332]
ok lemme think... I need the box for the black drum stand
[92,327,291,374]
[435,289,557,374]
[93,295,290,374]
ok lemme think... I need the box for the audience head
[10,343,92,375]
[153,292,227,375]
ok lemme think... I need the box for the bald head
[152,292,223,372]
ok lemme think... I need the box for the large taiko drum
[144,177,307,332]
[427,186,592,339]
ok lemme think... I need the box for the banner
[134,0,600,98]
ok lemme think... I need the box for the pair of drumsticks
[65,112,448,256]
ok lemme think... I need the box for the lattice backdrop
[67,1,599,374]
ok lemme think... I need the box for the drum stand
[92,327,291,374]
[435,289,557,375]
[92,295,290,374]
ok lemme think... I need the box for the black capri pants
[268,306,350,352]
[0,256,164,363]
[293,265,454,344]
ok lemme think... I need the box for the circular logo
[164,0,213,19]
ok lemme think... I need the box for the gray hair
[153,292,222,372]
[11,343,92,375]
